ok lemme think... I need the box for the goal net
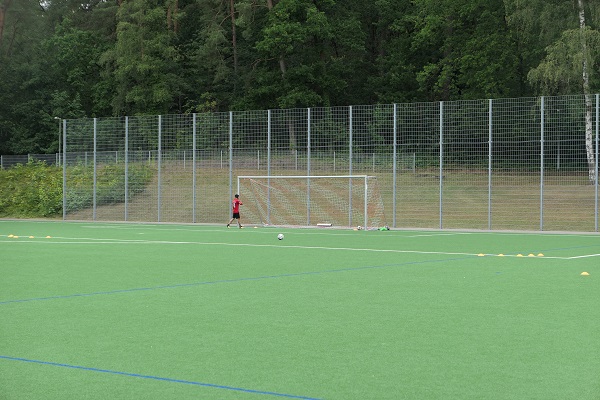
[237,175,387,229]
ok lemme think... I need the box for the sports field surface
[1,220,599,399]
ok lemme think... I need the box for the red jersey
[232,198,242,213]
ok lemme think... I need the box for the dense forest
[0,0,599,155]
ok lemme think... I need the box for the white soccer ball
[277,233,284,240]
[357,225,363,230]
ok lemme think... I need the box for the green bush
[0,161,155,217]
[0,161,62,217]
[65,162,154,212]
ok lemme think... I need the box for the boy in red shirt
[227,194,243,228]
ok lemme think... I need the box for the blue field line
[0,355,322,399]
[0,256,471,306]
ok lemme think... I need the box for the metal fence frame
[3,95,599,231]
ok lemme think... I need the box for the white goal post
[237,175,387,229]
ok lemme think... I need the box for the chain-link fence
[0,154,59,169]
[5,94,599,231]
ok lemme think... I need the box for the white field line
[565,253,600,259]
[0,236,575,259]
[78,224,600,240]
[81,225,478,239]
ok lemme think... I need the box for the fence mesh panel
[395,102,441,228]
[542,95,597,231]
[15,94,595,231]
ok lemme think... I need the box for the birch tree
[577,0,598,184]
[527,0,600,183]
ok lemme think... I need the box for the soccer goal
[237,175,386,229]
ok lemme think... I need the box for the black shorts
[232,212,240,219]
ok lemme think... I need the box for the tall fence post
[439,101,444,230]
[192,113,197,224]
[488,99,493,230]
[392,103,397,228]
[540,97,545,231]
[307,108,311,226]
[594,94,600,232]
[125,116,129,221]
[267,109,272,225]
[229,111,233,214]
[158,115,162,222]
[348,105,353,227]
[62,119,67,221]
[93,118,97,221]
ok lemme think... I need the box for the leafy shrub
[0,161,62,217]
[65,162,155,212]
[0,161,154,217]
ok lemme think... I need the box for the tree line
[0,0,599,156]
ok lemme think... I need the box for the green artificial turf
[1,220,599,399]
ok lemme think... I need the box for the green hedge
[0,161,62,217]
[64,163,154,212]
[0,161,154,218]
